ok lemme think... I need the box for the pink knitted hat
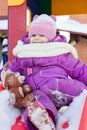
[29,14,56,41]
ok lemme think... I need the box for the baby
[2,14,87,130]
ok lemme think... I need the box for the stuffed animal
[1,69,35,107]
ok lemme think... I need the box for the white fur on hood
[13,40,78,59]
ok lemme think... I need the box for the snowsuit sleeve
[58,53,87,85]
[8,57,22,72]
[8,57,33,74]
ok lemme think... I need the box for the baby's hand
[22,84,32,94]
[22,94,35,106]
[3,61,10,71]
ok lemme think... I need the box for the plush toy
[1,69,35,107]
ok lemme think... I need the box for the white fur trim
[13,40,78,59]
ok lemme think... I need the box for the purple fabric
[8,53,87,98]
[22,35,30,44]
[0,68,3,81]
[52,34,67,42]
[8,53,87,129]
[7,34,87,129]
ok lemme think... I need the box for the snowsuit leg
[58,78,87,96]
[39,78,87,108]
[23,90,58,130]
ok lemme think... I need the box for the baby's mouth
[33,41,41,43]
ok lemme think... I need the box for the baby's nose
[35,38,38,40]
[35,36,39,39]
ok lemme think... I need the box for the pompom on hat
[28,14,57,41]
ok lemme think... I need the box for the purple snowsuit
[8,34,87,130]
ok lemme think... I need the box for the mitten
[22,84,32,95]
[16,94,35,107]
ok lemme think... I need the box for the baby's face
[30,34,49,43]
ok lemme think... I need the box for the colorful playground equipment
[8,0,26,61]
[8,0,87,61]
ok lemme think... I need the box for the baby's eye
[40,35,44,37]
[32,35,36,37]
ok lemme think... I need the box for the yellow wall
[52,0,87,15]
[8,0,25,6]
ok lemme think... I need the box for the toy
[1,69,35,107]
